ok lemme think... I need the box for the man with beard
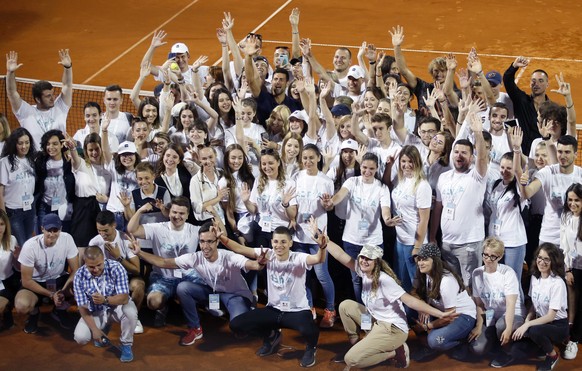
[5,50,73,150]
[519,135,582,246]
[129,222,264,346]
[430,113,489,287]
[503,56,551,155]
[243,36,302,125]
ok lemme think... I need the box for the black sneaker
[51,309,73,329]
[256,330,282,357]
[411,346,438,362]
[490,352,514,368]
[24,312,40,334]
[153,308,168,328]
[537,354,559,371]
[300,347,317,368]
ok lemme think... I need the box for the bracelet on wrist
[369,61,376,65]
[292,32,299,35]
[64,64,72,69]
[193,69,199,73]
[541,135,551,141]
[281,202,290,208]
[567,103,574,109]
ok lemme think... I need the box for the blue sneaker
[120,344,133,363]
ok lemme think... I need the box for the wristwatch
[104,296,109,305]
[116,256,123,263]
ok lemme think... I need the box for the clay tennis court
[1,0,582,369]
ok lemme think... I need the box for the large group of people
[1,7,581,370]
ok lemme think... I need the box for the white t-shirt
[174,249,252,301]
[105,160,138,213]
[342,177,391,246]
[250,179,297,230]
[367,138,401,183]
[391,177,432,245]
[18,233,78,282]
[390,128,429,161]
[143,222,200,278]
[535,164,582,244]
[436,168,487,244]
[224,124,265,167]
[293,170,334,244]
[427,273,476,318]
[14,95,69,151]
[530,274,568,320]
[87,231,136,261]
[488,181,527,246]
[488,132,510,176]
[471,264,526,319]
[0,236,17,280]
[357,265,408,333]
[257,249,311,312]
[72,161,112,198]
[42,159,67,207]
[74,127,119,153]
[106,113,131,144]
[0,156,35,209]
[559,213,582,270]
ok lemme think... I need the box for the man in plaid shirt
[73,246,137,362]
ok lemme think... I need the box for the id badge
[46,279,57,292]
[261,215,273,233]
[280,295,290,310]
[22,194,33,211]
[361,313,372,330]
[173,269,183,278]
[51,196,62,211]
[444,203,455,221]
[358,220,370,236]
[485,309,495,327]
[209,294,220,310]
[493,220,502,237]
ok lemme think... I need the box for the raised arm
[127,235,178,269]
[58,49,73,107]
[5,51,23,112]
[101,113,113,164]
[469,112,488,177]
[130,61,151,109]
[467,51,496,107]
[300,38,335,85]
[242,36,263,98]
[390,25,418,89]
[216,28,235,92]
[126,203,151,239]
[222,12,244,77]
[442,53,459,107]
[551,73,577,136]
[289,8,301,59]
[139,30,167,78]
[503,56,529,98]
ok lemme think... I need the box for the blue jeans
[501,244,526,283]
[176,281,251,329]
[427,314,476,351]
[294,242,335,310]
[343,242,384,304]
[6,207,35,247]
[395,240,417,292]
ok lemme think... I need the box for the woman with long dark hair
[0,128,36,247]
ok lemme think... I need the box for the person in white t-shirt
[511,244,569,370]
[241,148,297,248]
[469,237,526,367]
[318,221,455,369]
[74,102,119,153]
[430,112,489,287]
[126,196,203,328]
[558,183,582,359]
[0,128,37,247]
[390,145,432,291]
[293,144,336,327]
[0,209,18,330]
[519,135,582,245]
[103,85,132,144]
[15,214,79,334]
[129,221,263,346]
[322,152,391,302]
[5,50,72,151]
[224,226,325,368]
[411,243,477,362]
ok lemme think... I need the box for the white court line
[262,40,582,63]
[82,0,200,84]
[212,0,294,66]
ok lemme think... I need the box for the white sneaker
[563,341,578,360]
[134,320,144,334]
